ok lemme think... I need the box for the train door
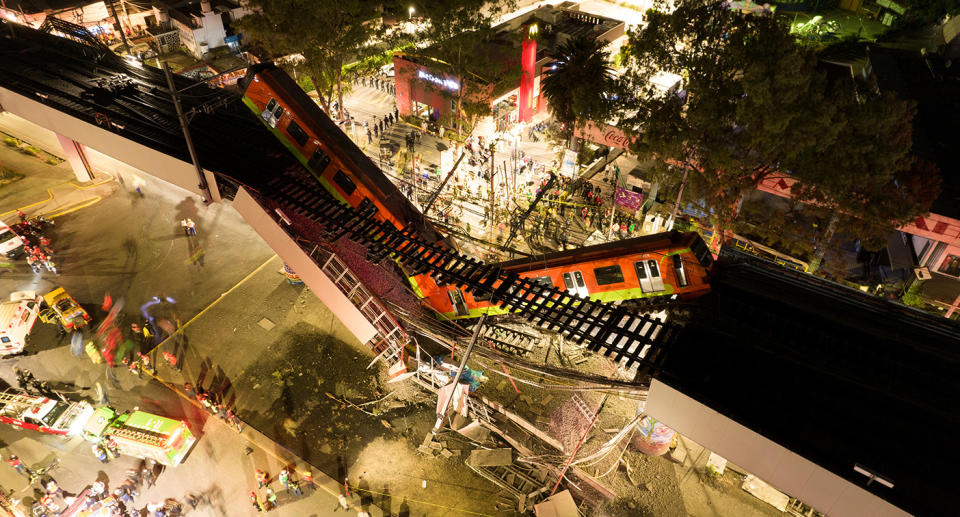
[671,255,688,287]
[448,289,469,317]
[647,260,665,291]
[561,272,589,298]
[634,261,666,293]
[261,98,285,128]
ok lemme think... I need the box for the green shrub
[3,137,19,147]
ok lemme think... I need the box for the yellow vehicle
[40,288,91,332]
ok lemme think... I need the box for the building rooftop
[657,248,960,516]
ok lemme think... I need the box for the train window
[593,265,624,286]
[285,120,309,147]
[562,272,588,298]
[672,255,688,287]
[333,170,357,196]
[261,98,284,128]
[308,147,331,173]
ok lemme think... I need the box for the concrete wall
[232,187,378,345]
[0,86,212,199]
[646,380,910,517]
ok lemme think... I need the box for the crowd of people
[14,210,58,275]
[250,466,316,512]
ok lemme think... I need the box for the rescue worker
[255,469,268,488]
[85,341,103,364]
[250,491,263,512]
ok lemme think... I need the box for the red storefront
[393,5,625,131]
[393,54,493,124]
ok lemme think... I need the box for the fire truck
[81,407,196,467]
[0,391,196,467]
[0,390,93,436]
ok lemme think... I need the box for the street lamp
[409,6,415,19]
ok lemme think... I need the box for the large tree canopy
[237,0,376,116]
[540,34,618,142]
[414,0,515,135]
[619,0,928,248]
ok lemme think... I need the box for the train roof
[497,231,700,272]
[242,63,443,245]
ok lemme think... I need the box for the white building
[153,0,249,58]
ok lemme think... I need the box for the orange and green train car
[239,63,444,246]
[412,231,714,320]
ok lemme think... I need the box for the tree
[540,34,618,146]
[619,0,929,270]
[414,0,515,136]
[237,0,376,117]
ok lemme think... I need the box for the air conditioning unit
[914,267,932,281]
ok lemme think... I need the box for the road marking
[42,196,102,219]
[146,254,278,357]
[0,189,53,218]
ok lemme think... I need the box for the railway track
[260,167,680,374]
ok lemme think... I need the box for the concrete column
[55,133,94,182]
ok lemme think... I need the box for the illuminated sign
[417,70,459,91]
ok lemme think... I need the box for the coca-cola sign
[603,129,632,149]
[575,121,634,150]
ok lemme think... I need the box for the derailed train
[240,63,713,319]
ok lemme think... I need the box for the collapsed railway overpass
[1,20,958,517]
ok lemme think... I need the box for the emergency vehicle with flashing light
[0,390,94,436]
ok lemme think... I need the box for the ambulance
[0,222,24,259]
[0,291,42,356]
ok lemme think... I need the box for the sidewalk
[0,133,116,223]
[141,254,498,516]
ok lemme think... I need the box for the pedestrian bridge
[2,19,958,517]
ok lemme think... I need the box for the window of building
[333,170,357,196]
[939,254,960,277]
[593,265,624,286]
[285,120,309,147]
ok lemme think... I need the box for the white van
[0,222,25,259]
[0,291,42,356]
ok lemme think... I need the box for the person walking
[366,128,372,145]
[278,469,290,491]
[142,464,155,488]
[378,119,383,135]
[7,455,30,477]
[226,407,243,432]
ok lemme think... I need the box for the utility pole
[107,0,130,55]
[424,152,466,215]
[162,62,212,204]
[668,166,690,230]
[431,314,487,436]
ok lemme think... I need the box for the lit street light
[409,6,415,19]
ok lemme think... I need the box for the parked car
[40,288,91,332]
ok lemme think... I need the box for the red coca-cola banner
[574,121,636,150]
